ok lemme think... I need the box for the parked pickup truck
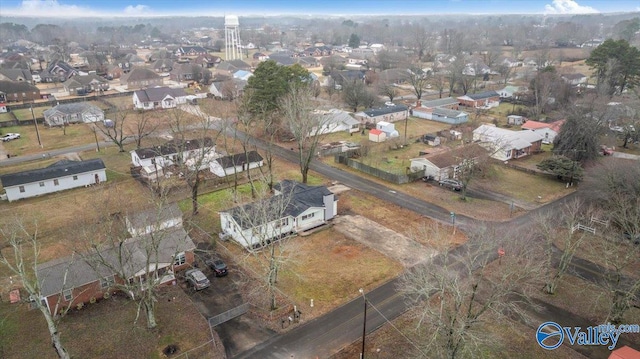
[0,133,20,142]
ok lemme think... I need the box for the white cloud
[544,0,598,14]
[4,0,100,17]
[124,4,151,16]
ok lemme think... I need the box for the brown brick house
[0,80,41,102]
[36,205,195,315]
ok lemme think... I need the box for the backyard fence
[335,152,423,184]
[208,303,250,327]
[571,223,596,234]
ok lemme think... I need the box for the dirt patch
[333,214,438,267]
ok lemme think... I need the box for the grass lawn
[105,96,134,109]
[12,106,50,121]
[0,123,96,156]
[474,163,570,203]
[0,112,15,122]
[0,286,217,359]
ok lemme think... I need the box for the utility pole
[359,288,367,359]
[30,103,43,148]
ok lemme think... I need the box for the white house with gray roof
[0,159,107,202]
[130,138,216,177]
[309,109,360,135]
[133,86,188,110]
[43,102,104,126]
[473,124,544,161]
[219,180,337,250]
[354,104,409,125]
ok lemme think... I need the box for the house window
[73,175,78,180]
[39,182,44,187]
[275,218,289,228]
[174,252,186,266]
[53,179,59,186]
[100,276,115,289]
[301,213,316,220]
[19,186,25,193]
[62,289,72,301]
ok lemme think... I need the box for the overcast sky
[1,0,639,17]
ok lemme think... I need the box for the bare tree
[399,226,543,359]
[165,106,219,215]
[99,106,133,152]
[497,64,513,85]
[222,182,298,310]
[410,24,433,61]
[81,192,193,329]
[279,85,329,184]
[0,218,71,359]
[129,109,158,149]
[405,67,429,100]
[342,78,376,113]
[536,199,588,295]
[378,80,399,102]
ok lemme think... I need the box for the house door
[95,174,100,184]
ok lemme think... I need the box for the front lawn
[0,123,96,156]
[0,286,217,359]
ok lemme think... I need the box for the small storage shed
[369,129,386,142]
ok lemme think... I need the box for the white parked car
[0,133,20,142]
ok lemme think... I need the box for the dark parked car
[438,179,462,191]
[205,258,228,277]
[185,269,210,290]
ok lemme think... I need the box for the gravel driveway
[332,214,438,267]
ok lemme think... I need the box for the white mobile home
[0,159,107,202]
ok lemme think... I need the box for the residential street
[1,111,637,358]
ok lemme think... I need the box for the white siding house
[209,151,264,177]
[219,180,337,250]
[125,203,184,237]
[130,138,216,170]
[133,87,188,111]
[0,159,107,202]
[309,109,360,135]
[473,124,543,161]
[43,103,104,126]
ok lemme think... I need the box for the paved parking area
[180,250,276,357]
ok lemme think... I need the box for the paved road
[0,141,116,167]
[2,108,635,357]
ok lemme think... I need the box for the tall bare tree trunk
[41,308,70,359]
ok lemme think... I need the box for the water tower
[224,15,242,60]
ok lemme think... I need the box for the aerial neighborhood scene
[1,0,640,358]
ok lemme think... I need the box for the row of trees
[400,190,640,357]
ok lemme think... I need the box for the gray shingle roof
[43,103,102,117]
[133,138,214,159]
[465,91,499,100]
[134,87,187,103]
[420,97,459,108]
[126,203,182,233]
[215,151,263,168]
[0,80,39,94]
[124,68,161,82]
[36,227,196,297]
[0,159,105,187]
[225,180,331,230]
[361,104,409,118]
